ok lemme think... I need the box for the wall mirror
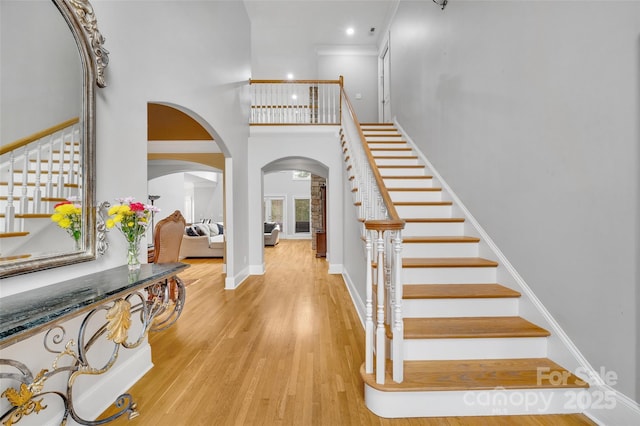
[0,0,107,278]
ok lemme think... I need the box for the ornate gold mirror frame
[1,0,108,278]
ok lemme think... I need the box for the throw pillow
[185,226,198,237]
[193,223,209,236]
[217,223,224,235]
[207,223,219,236]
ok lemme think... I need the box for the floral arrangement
[106,197,159,269]
[51,198,82,247]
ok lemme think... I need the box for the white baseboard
[341,269,365,328]
[328,263,343,274]
[584,385,640,426]
[225,266,250,290]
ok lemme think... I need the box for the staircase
[342,123,595,422]
[0,118,81,261]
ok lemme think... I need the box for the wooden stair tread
[0,232,30,238]
[403,236,479,243]
[361,358,587,392]
[0,213,51,219]
[402,257,498,268]
[402,217,465,223]
[388,187,441,191]
[403,316,550,339]
[382,175,433,179]
[0,254,32,262]
[394,201,452,206]
[404,283,521,299]
[365,142,407,145]
[373,155,418,159]
[377,165,425,169]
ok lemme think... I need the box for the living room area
[146,167,327,260]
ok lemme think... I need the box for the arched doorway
[147,102,232,276]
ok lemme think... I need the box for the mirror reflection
[0,0,96,277]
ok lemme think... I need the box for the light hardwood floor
[104,240,596,425]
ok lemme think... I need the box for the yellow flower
[51,213,63,223]
[58,218,71,228]
[106,218,115,229]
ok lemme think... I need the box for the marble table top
[0,263,188,348]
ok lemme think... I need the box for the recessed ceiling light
[346,27,355,36]
[287,73,294,80]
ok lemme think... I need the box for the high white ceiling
[244,0,398,51]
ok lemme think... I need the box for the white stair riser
[402,221,463,236]
[403,297,519,318]
[384,178,434,188]
[402,266,497,284]
[362,127,396,131]
[368,143,410,149]
[375,158,421,166]
[402,336,547,361]
[396,204,452,217]
[378,167,426,176]
[364,387,587,418]
[401,242,479,258]
[365,135,403,141]
[390,191,442,202]
[371,153,415,160]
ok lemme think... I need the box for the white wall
[1,0,80,142]
[248,127,344,275]
[388,0,640,401]
[318,52,379,123]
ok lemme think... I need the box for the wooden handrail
[1,117,79,156]
[250,79,343,86]
[340,88,404,229]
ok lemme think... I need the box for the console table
[0,263,188,425]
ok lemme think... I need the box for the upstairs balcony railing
[249,77,342,125]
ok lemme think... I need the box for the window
[294,198,310,233]
[292,170,310,180]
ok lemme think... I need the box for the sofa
[180,221,224,258]
[264,222,280,246]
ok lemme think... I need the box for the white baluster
[33,139,43,213]
[67,129,76,193]
[4,152,16,232]
[365,231,374,374]
[375,229,386,384]
[56,135,65,198]
[19,148,29,232]
[45,135,56,198]
[392,230,404,383]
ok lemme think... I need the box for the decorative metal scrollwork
[0,277,186,425]
[67,0,109,87]
[96,201,110,256]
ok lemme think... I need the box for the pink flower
[129,202,146,212]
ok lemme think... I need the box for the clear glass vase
[126,240,141,271]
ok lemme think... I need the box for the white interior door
[381,42,391,122]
